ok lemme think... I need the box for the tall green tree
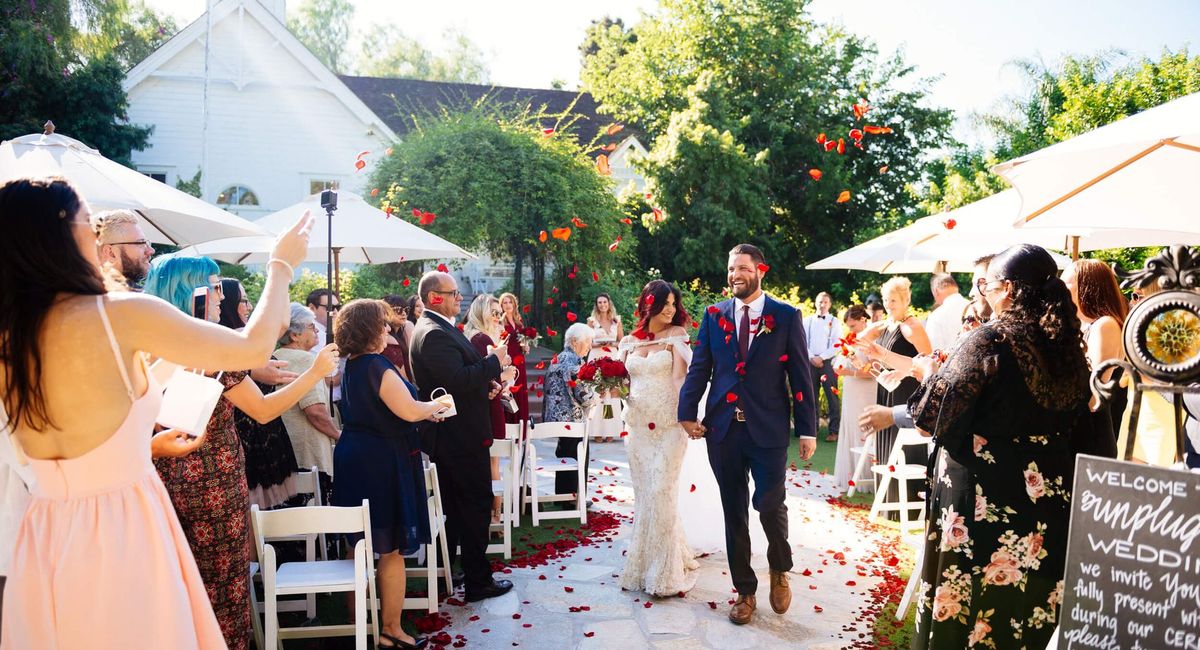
[0,0,170,164]
[287,0,355,73]
[580,0,953,294]
[369,108,629,328]
[358,26,489,83]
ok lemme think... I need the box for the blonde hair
[463,293,500,344]
[499,292,522,326]
[93,209,141,244]
[881,276,912,305]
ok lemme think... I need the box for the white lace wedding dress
[618,339,700,596]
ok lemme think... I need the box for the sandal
[379,631,427,649]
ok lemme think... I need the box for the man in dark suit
[678,243,818,626]
[409,271,516,602]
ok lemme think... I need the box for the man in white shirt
[924,273,969,352]
[803,292,842,440]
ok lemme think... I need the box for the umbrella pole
[1071,236,1080,261]
[323,198,337,345]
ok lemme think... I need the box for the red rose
[762,315,776,330]
[577,363,598,381]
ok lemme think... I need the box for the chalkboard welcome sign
[1060,455,1200,650]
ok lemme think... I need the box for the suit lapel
[423,313,481,361]
[720,299,741,361]
[745,296,776,363]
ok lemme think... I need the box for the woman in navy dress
[331,299,450,650]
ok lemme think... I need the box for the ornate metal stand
[1095,245,1200,464]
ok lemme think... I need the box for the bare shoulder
[902,316,926,334]
[1092,316,1122,338]
[664,325,689,340]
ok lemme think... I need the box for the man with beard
[95,210,154,289]
[678,243,817,626]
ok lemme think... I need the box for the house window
[309,179,340,195]
[216,185,259,206]
[142,171,167,184]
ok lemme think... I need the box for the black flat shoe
[378,632,427,649]
[465,578,514,602]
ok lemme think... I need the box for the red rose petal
[643,602,653,608]
[794,391,804,402]
[757,263,769,273]
[689,484,696,492]
[437,263,449,273]
[648,422,655,430]
[779,354,788,362]
[564,586,574,593]
[814,605,823,612]
[725,392,738,403]
[707,306,719,314]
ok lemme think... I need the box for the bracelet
[267,258,295,280]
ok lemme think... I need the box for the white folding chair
[251,500,378,650]
[868,428,932,532]
[522,420,589,525]
[487,437,520,558]
[847,432,876,496]
[248,562,264,650]
[403,462,454,613]
[895,533,927,619]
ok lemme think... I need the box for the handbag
[430,387,457,418]
[157,368,225,437]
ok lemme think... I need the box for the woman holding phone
[143,255,337,649]
[0,177,311,648]
[331,299,449,650]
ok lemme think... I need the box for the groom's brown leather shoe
[728,594,756,625]
[769,571,791,614]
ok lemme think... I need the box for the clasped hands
[680,420,706,440]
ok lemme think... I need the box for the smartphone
[191,286,208,320]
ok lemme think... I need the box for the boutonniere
[755,314,776,336]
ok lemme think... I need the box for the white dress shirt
[925,293,969,352]
[425,310,457,328]
[803,312,842,360]
[734,293,767,349]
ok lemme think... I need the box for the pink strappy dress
[2,296,226,649]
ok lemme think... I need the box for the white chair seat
[275,559,359,591]
[871,463,927,480]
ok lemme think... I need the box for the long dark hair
[0,177,107,431]
[990,244,1089,397]
[218,278,245,329]
[631,280,689,339]
[1072,259,1129,327]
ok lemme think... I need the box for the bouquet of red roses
[576,356,630,398]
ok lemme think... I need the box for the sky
[145,0,1199,146]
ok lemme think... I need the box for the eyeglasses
[983,280,1008,294]
[431,289,463,298]
[962,315,982,326]
[974,278,988,292]
[1129,292,1143,304]
[105,239,152,249]
[490,310,503,318]
[318,302,341,311]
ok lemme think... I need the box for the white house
[123,0,648,296]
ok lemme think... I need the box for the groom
[679,243,817,626]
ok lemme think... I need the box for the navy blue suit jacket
[677,295,818,448]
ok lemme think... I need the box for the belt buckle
[735,408,746,422]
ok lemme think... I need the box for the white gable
[124,0,395,219]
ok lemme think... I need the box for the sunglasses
[962,315,982,326]
[490,310,503,318]
[319,303,341,311]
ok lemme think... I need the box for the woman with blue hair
[145,255,338,649]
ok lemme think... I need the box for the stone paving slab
[432,439,901,649]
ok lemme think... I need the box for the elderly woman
[909,244,1091,649]
[543,323,595,495]
[274,303,340,504]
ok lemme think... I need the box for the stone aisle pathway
[422,439,908,649]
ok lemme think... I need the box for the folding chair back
[522,420,590,525]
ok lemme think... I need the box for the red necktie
[739,305,751,359]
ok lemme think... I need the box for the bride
[618,280,719,596]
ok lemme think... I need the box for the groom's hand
[680,420,706,439]
[797,437,816,460]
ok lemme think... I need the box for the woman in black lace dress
[908,244,1091,650]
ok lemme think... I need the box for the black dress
[332,354,430,555]
[876,321,925,520]
[908,325,1088,650]
[233,366,300,509]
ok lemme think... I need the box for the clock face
[1125,289,1200,383]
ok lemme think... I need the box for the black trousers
[434,449,494,591]
[706,421,792,594]
[554,435,588,495]
[811,364,841,433]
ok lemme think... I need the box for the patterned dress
[232,361,300,508]
[908,324,1088,650]
[155,371,252,650]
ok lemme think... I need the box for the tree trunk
[531,249,545,329]
[512,243,524,304]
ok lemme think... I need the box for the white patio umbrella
[993,91,1200,239]
[177,192,475,296]
[0,128,266,245]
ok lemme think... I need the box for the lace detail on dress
[619,345,698,596]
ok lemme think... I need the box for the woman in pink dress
[0,177,311,649]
